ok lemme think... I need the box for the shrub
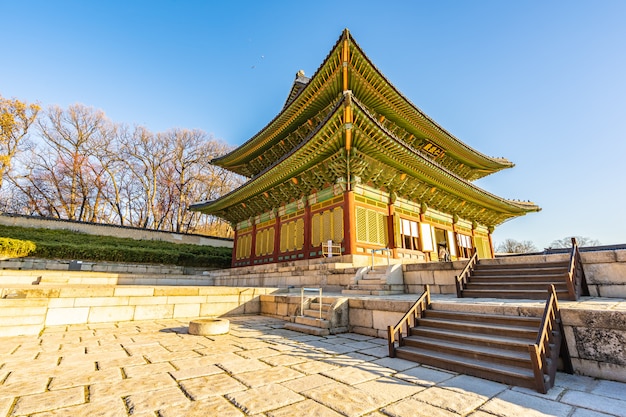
[0,237,36,258]
[0,225,232,268]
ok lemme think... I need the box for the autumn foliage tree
[2,101,239,237]
[0,95,40,189]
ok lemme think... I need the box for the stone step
[464,282,569,291]
[461,289,571,300]
[294,316,330,329]
[283,322,330,336]
[423,310,542,328]
[309,302,332,310]
[395,345,536,390]
[303,309,326,319]
[402,335,533,368]
[341,289,405,296]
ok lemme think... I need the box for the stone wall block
[88,306,135,323]
[134,304,174,320]
[349,308,373,328]
[372,310,404,332]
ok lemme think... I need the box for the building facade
[191,30,540,267]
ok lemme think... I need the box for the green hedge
[0,237,36,258]
[0,225,232,268]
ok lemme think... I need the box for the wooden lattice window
[356,206,388,246]
[236,234,252,260]
[311,207,344,248]
[280,218,304,252]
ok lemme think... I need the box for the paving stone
[124,386,190,414]
[383,398,460,417]
[89,372,178,401]
[553,372,598,392]
[371,356,421,372]
[170,364,223,381]
[305,340,358,354]
[233,366,305,387]
[143,349,201,363]
[159,396,245,417]
[440,374,509,399]
[356,376,424,404]
[413,386,487,415]
[591,379,626,401]
[512,384,566,401]
[235,347,282,359]
[480,390,573,417]
[218,358,272,374]
[179,373,247,400]
[280,374,337,393]
[570,408,617,417]
[560,390,626,416]
[48,367,122,390]
[290,359,341,376]
[395,365,456,386]
[0,397,13,417]
[11,386,85,416]
[123,362,175,378]
[96,355,147,369]
[28,398,128,416]
[260,353,308,367]
[303,382,386,417]
[322,365,383,385]
[226,383,305,414]
[266,398,343,417]
[355,345,389,358]
[0,379,49,399]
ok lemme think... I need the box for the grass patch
[0,224,232,269]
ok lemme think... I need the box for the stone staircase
[284,296,349,336]
[459,260,573,300]
[342,264,404,295]
[389,286,572,393]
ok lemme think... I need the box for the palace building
[190,29,540,267]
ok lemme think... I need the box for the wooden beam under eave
[342,37,350,91]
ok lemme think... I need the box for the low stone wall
[0,213,233,248]
[403,250,626,298]
[208,257,359,291]
[0,258,212,275]
[0,286,278,337]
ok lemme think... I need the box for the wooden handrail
[388,285,430,357]
[565,237,588,300]
[528,285,561,394]
[455,250,478,297]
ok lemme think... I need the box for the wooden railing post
[387,285,430,358]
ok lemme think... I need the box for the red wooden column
[387,203,397,259]
[249,222,258,264]
[231,229,238,267]
[274,215,281,260]
[343,191,357,255]
[303,202,312,259]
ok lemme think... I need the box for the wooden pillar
[387,203,397,259]
[303,203,311,259]
[488,232,495,259]
[274,216,281,260]
[231,229,238,268]
[343,191,357,255]
[250,222,258,264]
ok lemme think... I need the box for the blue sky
[2,1,625,249]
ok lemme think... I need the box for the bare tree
[0,95,40,189]
[550,236,601,248]
[496,238,538,254]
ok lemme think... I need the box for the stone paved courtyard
[0,315,625,417]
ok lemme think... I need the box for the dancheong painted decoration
[190,29,540,267]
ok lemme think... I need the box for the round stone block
[189,318,230,336]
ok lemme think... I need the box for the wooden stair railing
[388,285,430,357]
[566,237,589,300]
[528,285,573,393]
[455,250,478,297]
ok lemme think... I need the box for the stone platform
[1,315,625,417]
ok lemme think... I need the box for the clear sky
[2,1,625,249]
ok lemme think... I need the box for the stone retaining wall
[0,286,278,337]
[0,213,233,248]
